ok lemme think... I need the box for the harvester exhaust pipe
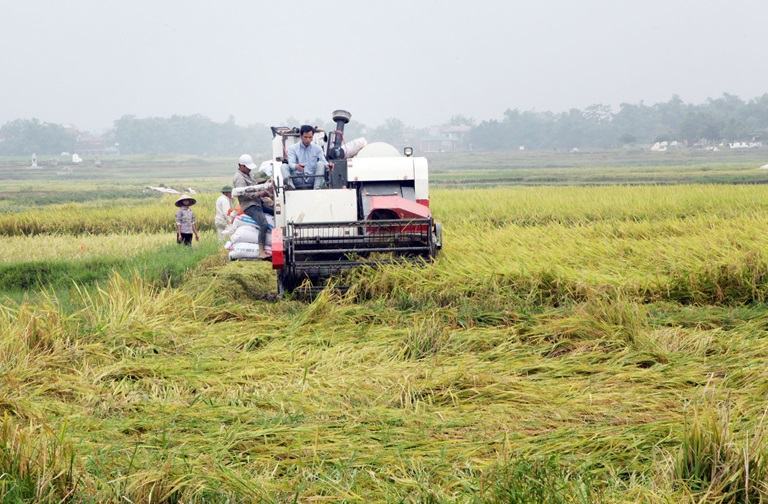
[327,109,351,160]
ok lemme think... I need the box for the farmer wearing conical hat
[175,195,199,246]
[215,185,233,241]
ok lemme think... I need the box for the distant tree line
[0,115,273,156]
[468,94,768,150]
[0,119,78,155]
[112,115,272,155]
[2,93,768,155]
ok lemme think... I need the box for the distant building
[729,141,763,150]
[420,125,472,153]
[75,131,120,156]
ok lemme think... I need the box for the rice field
[0,233,172,262]
[2,176,768,502]
[0,195,217,236]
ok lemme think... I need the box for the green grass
[478,457,595,503]
[0,235,221,304]
[426,149,768,186]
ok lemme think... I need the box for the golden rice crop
[0,194,216,235]
[346,185,768,307]
[1,184,768,502]
[353,211,768,308]
[1,184,768,236]
[0,232,173,262]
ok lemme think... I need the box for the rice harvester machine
[266,110,442,294]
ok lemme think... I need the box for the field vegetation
[0,197,216,236]
[429,149,768,186]
[2,157,768,502]
[0,233,172,262]
[0,235,219,306]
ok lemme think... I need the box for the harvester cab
[265,110,442,295]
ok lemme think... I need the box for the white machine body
[270,143,431,229]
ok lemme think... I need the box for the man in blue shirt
[285,125,330,190]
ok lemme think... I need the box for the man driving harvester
[232,153,273,259]
[284,125,332,190]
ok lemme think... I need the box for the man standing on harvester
[285,125,330,190]
[232,154,273,259]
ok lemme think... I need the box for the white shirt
[214,194,232,226]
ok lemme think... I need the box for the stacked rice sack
[223,213,274,260]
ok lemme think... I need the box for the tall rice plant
[675,405,768,502]
[0,417,77,503]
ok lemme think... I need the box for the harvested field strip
[431,163,768,186]
[0,234,221,295]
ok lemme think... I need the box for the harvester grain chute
[265,110,442,295]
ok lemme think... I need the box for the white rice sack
[258,160,274,177]
[223,217,252,237]
[229,242,261,260]
[344,137,367,158]
[231,224,274,246]
[228,214,274,236]
[228,243,272,260]
[229,250,255,260]
[230,225,260,245]
[224,217,253,237]
[222,224,236,238]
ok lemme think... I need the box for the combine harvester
[264,110,442,295]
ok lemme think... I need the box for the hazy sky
[1,0,766,131]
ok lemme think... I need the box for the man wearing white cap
[232,154,273,259]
